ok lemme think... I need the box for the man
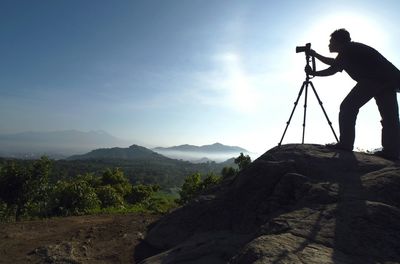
[306,28,400,160]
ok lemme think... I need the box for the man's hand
[305,65,314,75]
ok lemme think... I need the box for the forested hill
[53,145,235,188]
[67,144,168,161]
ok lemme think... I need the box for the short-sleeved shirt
[333,42,400,83]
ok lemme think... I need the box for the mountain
[138,144,400,263]
[0,130,130,159]
[154,143,248,153]
[153,143,249,162]
[67,144,167,161]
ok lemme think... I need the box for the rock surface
[139,144,400,263]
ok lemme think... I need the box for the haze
[1,0,400,156]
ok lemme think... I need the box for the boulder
[139,144,400,263]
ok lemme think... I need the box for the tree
[0,157,51,221]
[201,173,221,189]
[101,168,131,197]
[221,166,237,179]
[234,152,251,171]
[178,173,221,205]
[178,173,202,204]
[49,179,100,216]
[96,185,124,208]
[127,184,159,204]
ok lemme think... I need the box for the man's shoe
[373,150,399,161]
[325,142,353,151]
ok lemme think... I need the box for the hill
[138,144,400,263]
[67,144,167,161]
[51,145,236,188]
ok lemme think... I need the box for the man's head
[329,28,351,52]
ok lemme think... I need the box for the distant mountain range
[68,144,239,165]
[0,130,251,162]
[0,130,130,159]
[154,143,247,153]
[153,143,249,162]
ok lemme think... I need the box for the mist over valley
[0,130,252,162]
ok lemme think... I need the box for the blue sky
[1,0,400,155]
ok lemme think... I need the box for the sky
[1,0,400,157]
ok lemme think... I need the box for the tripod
[278,52,339,146]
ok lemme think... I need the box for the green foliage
[221,166,237,179]
[76,173,101,188]
[0,154,183,221]
[234,152,252,171]
[178,173,221,205]
[201,173,221,189]
[143,196,177,213]
[127,184,159,204]
[101,168,131,197]
[0,157,51,221]
[96,185,124,208]
[50,156,233,189]
[0,200,10,222]
[49,179,100,216]
[178,173,202,204]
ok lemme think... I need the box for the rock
[33,242,82,264]
[139,144,400,263]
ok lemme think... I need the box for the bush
[127,184,157,204]
[221,166,237,179]
[201,173,221,189]
[178,173,221,205]
[101,168,131,197]
[178,173,202,204]
[0,200,10,222]
[96,185,124,208]
[49,180,100,216]
[0,157,51,221]
[234,152,251,171]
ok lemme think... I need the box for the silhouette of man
[306,28,400,160]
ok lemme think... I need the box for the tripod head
[296,43,316,79]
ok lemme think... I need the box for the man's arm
[306,65,340,77]
[309,50,335,66]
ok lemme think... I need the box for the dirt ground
[0,213,161,264]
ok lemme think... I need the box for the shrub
[49,180,100,216]
[234,152,251,171]
[96,185,124,208]
[178,173,221,205]
[127,184,156,204]
[0,157,51,221]
[101,168,131,197]
[221,166,237,179]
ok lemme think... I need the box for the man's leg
[338,82,377,150]
[375,88,400,158]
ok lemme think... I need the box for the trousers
[339,80,400,155]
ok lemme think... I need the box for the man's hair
[330,28,351,43]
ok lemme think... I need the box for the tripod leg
[302,82,309,144]
[309,81,339,142]
[278,81,307,146]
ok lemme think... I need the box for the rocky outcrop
[138,144,400,263]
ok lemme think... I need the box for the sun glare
[305,12,388,53]
[216,52,260,113]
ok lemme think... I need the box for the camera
[296,43,311,54]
